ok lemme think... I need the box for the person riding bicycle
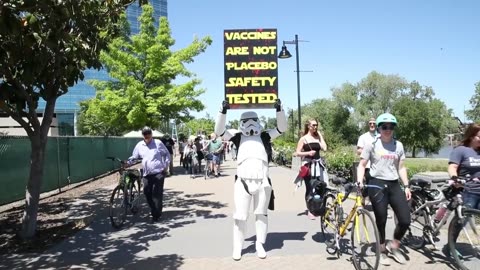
[448,123,480,210]
[128,126,170,223]
[294,118,327,220]
[356,113,411,265]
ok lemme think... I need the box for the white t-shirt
[357,131,376,168]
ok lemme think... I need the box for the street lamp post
[279,34,303,134]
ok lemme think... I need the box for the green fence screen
[0,136,140,205]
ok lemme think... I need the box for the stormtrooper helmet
[239,111,262,136]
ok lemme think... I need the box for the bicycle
[321,177,382,270]
[402,176,480,270]
[106,156,143,228]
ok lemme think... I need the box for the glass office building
[37,0,168,135]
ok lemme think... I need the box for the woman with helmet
[356,113,411,265]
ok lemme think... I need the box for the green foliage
[301,98,360,148]
[392,86,454,157]
[324,146,357,180]
[332,71,408,120]
[0,0,134,136]
[0,0,135,238]
[227,119,240,130]
[79,4,212,135]
[465,82,480,122]
[180,117,215,137]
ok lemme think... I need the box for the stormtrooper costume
[215,100,287,260]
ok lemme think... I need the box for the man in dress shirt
[129,126,170,222]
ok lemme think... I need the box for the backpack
[306,178,328,216]
[230,132,273,163]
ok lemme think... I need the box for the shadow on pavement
[0,187,227,269]
[243,232,308,254]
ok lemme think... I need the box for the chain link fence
[0,136,140,205]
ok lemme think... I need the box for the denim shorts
[212,153,221,165]
[463,191,480,210]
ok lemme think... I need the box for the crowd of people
[125,108,479,265]
[294,113,480,266]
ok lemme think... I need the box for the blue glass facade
[37,0,168,135]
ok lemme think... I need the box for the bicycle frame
[410,195,450,236]
[324,190,366,238]
[338,193,362,236]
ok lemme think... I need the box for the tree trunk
[20,97,55,239]
[20,135,47,239]
[412,146,416,158]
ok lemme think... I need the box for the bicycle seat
[331,176,347,185]
[410,178,430,189]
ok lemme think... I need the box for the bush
[324,145,357,180]
[272,140,296,166]
[271,140,448,182]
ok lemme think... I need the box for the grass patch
[404,158,448,179]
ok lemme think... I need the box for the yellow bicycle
[321,178,382,270]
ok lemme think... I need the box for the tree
[227,119,239,130]
[80,5,212,135]
[300,98,359,147]
[0,0,134,238]
[181,117,215,137]
[331,71,409,121]
[392,82,454,157]
[465,82,480,122]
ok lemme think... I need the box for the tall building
[37,0,168,135]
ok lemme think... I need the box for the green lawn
[404,158,449,178]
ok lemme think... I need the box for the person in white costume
[215,99,287,261]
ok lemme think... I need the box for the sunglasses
[142,132,152,136]
[310,124,318,127]
[369,122,376,126]
[380,125,395,131]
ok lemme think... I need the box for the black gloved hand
[273,99,282,112]
[221,100,230,114]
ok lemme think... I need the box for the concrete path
[0,157,458,270]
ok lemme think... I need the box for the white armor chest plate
[236,135,268,180]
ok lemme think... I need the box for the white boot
[233,219,246,261]
[255,214,268,259]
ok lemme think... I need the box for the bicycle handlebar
[342,182,384,203]
[106,156,141,166]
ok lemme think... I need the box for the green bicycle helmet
[376,113,397,127]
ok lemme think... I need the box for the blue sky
[168,0,479,122]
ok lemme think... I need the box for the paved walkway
[0,156,457,270]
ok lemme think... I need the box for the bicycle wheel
[321,194,338,244]
[448,208,480,270]
[128,181,140,214]
[351,208,380,270]
[402,195,428,249]
[109,185,127,228]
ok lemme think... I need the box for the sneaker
[307,211,316,220]
[380,253,391,266]
[386,241,406,264]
